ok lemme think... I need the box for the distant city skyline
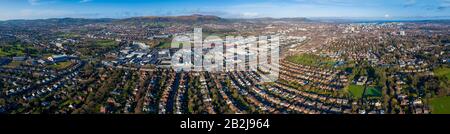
[0,0,449,20]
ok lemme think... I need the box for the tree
[0,98,5,106]
[390,98,398,108]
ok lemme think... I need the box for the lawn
[364,86,381,97]
[433,66,450,90]
[61,33,80,38]
[348,84,365,99]
[0,45,26,57]
[433,67,450,81]
[0,49,8,57]
[285,54,336,68]
[95,40,119,48]
[50,61,73,70]
[429,96,450,114]
[156,41,173,49]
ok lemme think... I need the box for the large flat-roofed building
[12,56,26,61]
[133,41,149,50]
[158,49,171,59]
[48,55,69,63]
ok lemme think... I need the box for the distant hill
[253,17,310,22]
[119,14,227,24]
[0,15,314,27]
[2,15,449,26]
[95,14,311,24]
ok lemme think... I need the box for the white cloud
[240,12,260,18]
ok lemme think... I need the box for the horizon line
[1,14,450,21]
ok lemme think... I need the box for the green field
[429,96,450,114]
[364,86,381,97]
[348,84,365,98]
[0,49,9,57]
[433,67,450,81]
[59,32,81,38]
[433,67,450,90]
[156,42,173,49]
[0,45,25,57]
[95,40,119,47]
[50,61,73,70]
[286,54,335,68]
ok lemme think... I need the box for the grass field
[429,96,450,114]
[0,45,26,57]
[0,49,9,57]
[364,86,381,97]
[433,67,450,81]
[156,41,173,49]
[286,54,335,68]
[61,33,80,38]
[433,66,450,90]
[348,84,365,98]
[95,40,118,47]
[50,61,73,70]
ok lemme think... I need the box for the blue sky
[0,0,449,20]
